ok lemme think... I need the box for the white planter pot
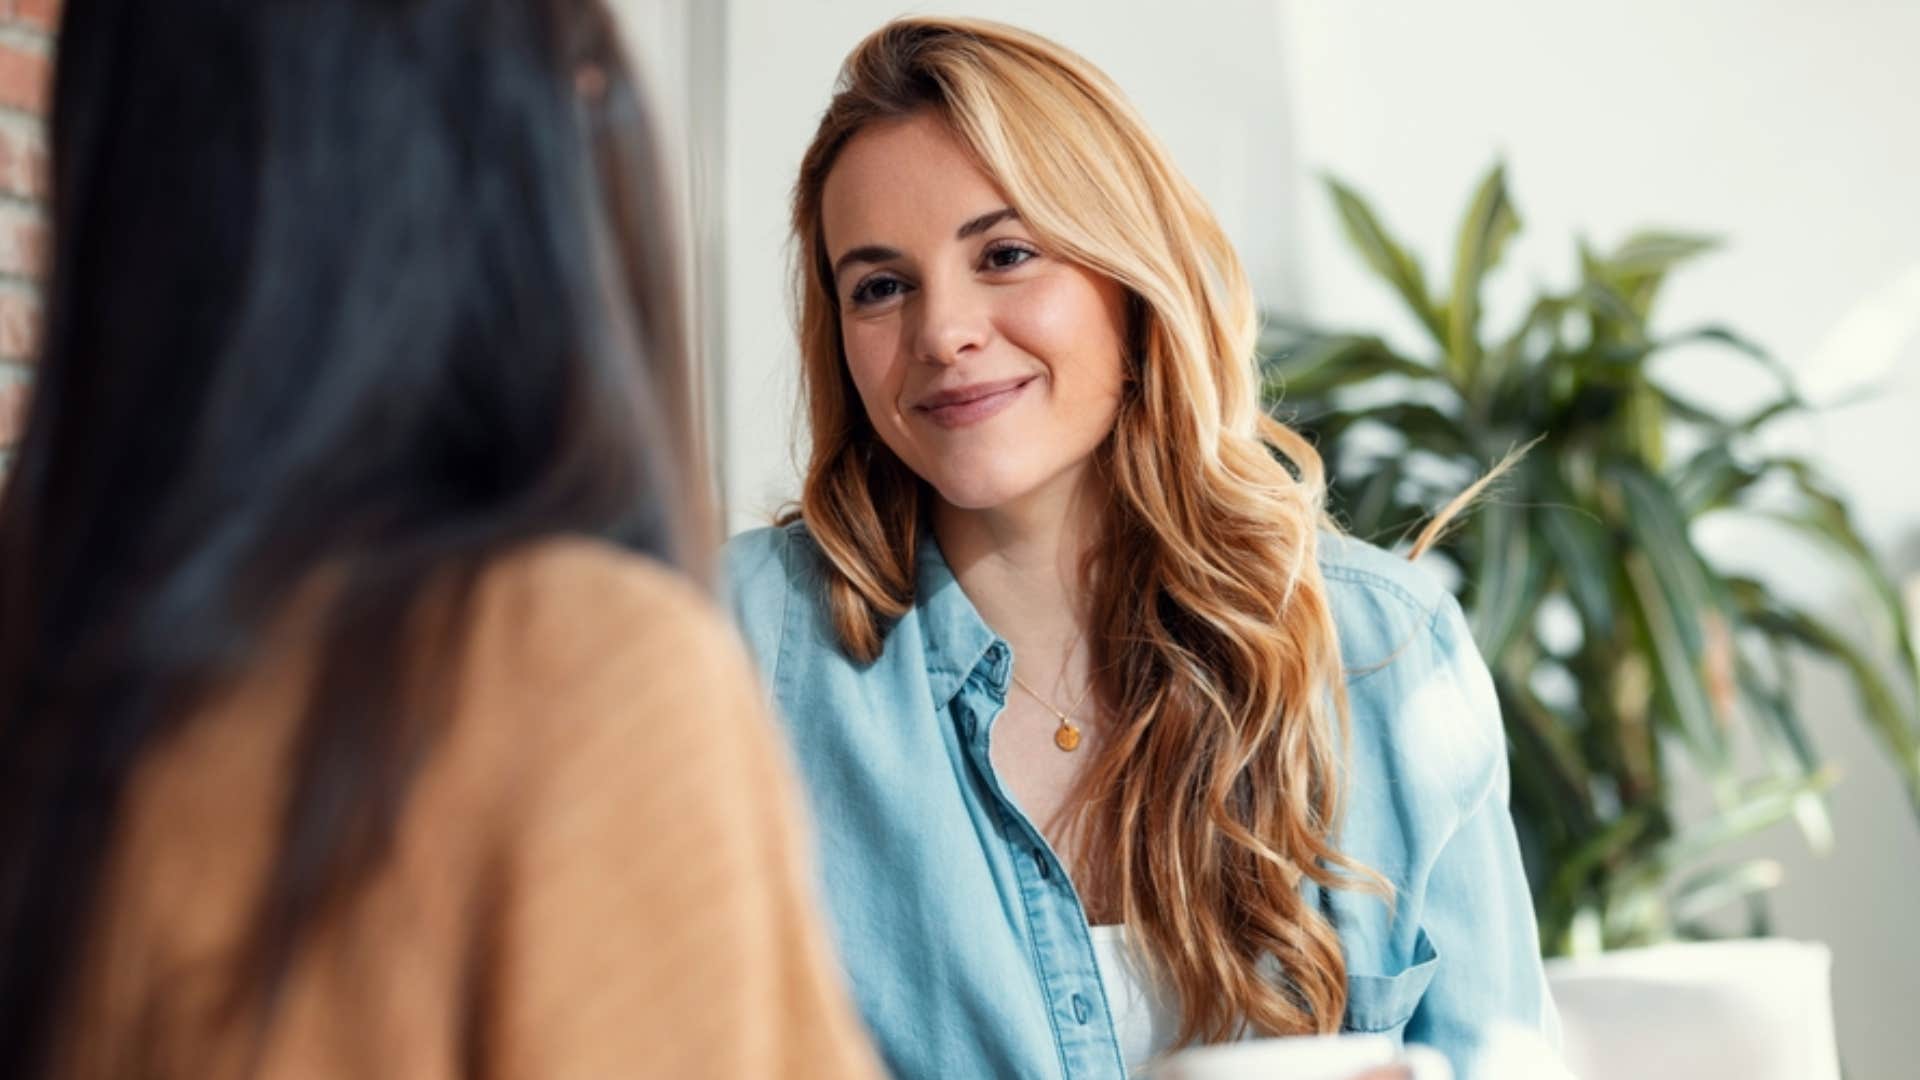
[1545,938,1840,1080]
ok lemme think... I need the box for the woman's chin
[923,455,1098,517]
[932,487,1019,513]
[928,473,1039,513]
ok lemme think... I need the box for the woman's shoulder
[722,520,824,594]
[462,536,753,719]
[1314,531,1455,636]
[720,521,839,666]
[443,537,777,840]
[1314,531,1505,820]
[1314,531,1478,687]
[479,536,722,646]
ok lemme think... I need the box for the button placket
[958,645,1125,1077]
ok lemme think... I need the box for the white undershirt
[1089,924,1183,1070]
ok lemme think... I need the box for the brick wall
[0,0,54,477]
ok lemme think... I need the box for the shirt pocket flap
[1341,926,1439,1035]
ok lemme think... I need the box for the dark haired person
[0,2,879,1077]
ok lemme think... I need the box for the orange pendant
[1054,722,1082,752]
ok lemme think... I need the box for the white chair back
[1546,939,1840,1080]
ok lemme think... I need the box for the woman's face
[819,111,1129,513]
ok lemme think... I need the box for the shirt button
[1032,851,1051,879]
[1071,992,1091,1024]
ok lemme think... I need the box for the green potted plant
[1260,163,1920,957]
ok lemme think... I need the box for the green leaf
[1653,387,1734,430]
[1655,390,1801,448]
[1733,394,1801,434]
[1668,858,1784,926]
[1468,496,1549,660]
[1602,870,1671,947]
[1345,456,1406,541]
[1576,245,1652,346]
[1257,332,1439,402]
[1446,162,1522,389]
[1615,465,1721,622]
[1545,809,1653,924]
[1734,586,1920,815]
[1606,231,1723,277]
[1567,342,1658,386]
[1661,324,1801,398]
[1493,294,1574,373]
[1501,667,1598,818]
[1594,773,1833,947]
[1623,552,1728,776]
[1534,463,1616,640]
[1670,444,1752,516]
[1600,230,1723,317]
[1766,460,1920,691]
[1733,652,1834,854]
[1323,174,1448,348]
[1294,401,1478,461]
[1613,465,1734,775]
[1499,679,1603,935]
[1625,379,1668,467]
[1651,771,1839,872]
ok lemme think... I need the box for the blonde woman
[726,17,1558,1080]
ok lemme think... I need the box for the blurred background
[0,0,1912,1075]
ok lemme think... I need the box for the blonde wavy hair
[785,17,1464,1047]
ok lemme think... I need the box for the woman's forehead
[820,114,1013,253]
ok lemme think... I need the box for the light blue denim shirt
[725,522,1560,1080]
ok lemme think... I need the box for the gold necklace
[1009,670,1094,752]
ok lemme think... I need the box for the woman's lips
[915,376,1037,429]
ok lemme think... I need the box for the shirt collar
[915,531,1008,708]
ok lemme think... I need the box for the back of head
[0,0,695,1071]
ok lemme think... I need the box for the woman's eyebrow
[831,245,900,283]
[956,207,1018,239]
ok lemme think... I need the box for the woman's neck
[932,466,1104,664]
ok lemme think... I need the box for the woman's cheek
[842,332,900,418]
[997,273,1082,351]
[1002,273,1127,401]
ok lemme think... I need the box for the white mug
[1153,1034,1452,1080]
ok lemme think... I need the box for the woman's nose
[911,280,991,366]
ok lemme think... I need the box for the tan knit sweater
[54,539,883,1079]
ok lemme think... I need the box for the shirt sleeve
[1403,593,1569,1079]
[485,587,884,1080]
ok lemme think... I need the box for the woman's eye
[849,276,907,307]
[983,244,1037,271]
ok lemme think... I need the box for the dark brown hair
[0,1,700,1073]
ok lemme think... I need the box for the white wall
[716,0,1299,532]
[610,0,729,499]
[1276,3,1920,1077]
